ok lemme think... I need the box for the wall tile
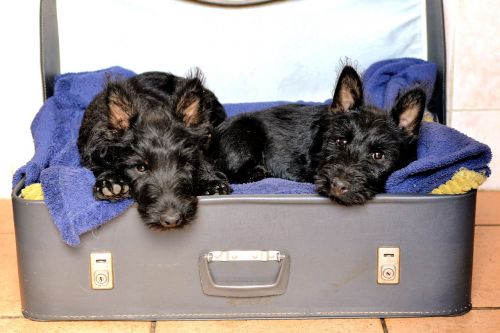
[451,0,500,110]
[451,110,500,190]
[442,0,457,114]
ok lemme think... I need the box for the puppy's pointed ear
[330,65,363,113]
[390,88,426,137]
[175,70,206,127]
[106,84,134,131]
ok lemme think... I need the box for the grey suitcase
[12,0,476,320]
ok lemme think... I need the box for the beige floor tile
[0,200,14,234]
[156,318,382,333]
[472,227,500,307]
[451,0,500,110]
[0,234,21,317]
[476,191,500,225]
[386,309,500,333]
[0,318,150,333]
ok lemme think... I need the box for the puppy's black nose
[159,211,182,228]
[331,179,349,197]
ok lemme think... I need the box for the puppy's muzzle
[159,210,183,228]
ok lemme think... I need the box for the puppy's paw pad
[94,176,130,201]
[201,180,232,196]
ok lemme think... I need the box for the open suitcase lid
[40,0,446,123]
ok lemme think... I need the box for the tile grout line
[472,307,500,310]
[150,321,157,333]
[0,315,23,319]
[380,318,389,333]
[476,224,500,227]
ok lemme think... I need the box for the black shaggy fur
[78,70,231,229]
[210,65,425,205]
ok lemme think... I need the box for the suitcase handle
[199,250,290,297]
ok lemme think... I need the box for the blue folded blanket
[362,57,437,110]
[13,59,491,246]
[385,122,491,193]
[13,67,136,246]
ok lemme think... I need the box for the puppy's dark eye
[371,152,385,160]
[136,164,147,173]
[334,138,348,146]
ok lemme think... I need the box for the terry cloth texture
[231,178,316,195]
[362,57,437,110]
[385,122,491,193]
[431,168,488,195]
[13,67,136,246]
[20,183,44,201]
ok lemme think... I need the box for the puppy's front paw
[94,172,131,201]
[199,176,232,196]
[245,165,271,182]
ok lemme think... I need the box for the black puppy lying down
[210,65,425,205]
[78,70,231,229]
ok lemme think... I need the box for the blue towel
[40,166,133,245]
[13,67,136,246]
[231,178,316,195]
[385,122,491,193]
[362,57,437,110]
[13,61,491,246]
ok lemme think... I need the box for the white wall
[0,0,42,198]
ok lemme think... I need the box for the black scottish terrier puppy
[78,70,231,228]
[211,65,425,205]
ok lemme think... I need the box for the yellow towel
[20,183,44,200]
[431,168,487,195]
[422,110,436,123]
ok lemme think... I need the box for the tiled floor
[1,193,499,333]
